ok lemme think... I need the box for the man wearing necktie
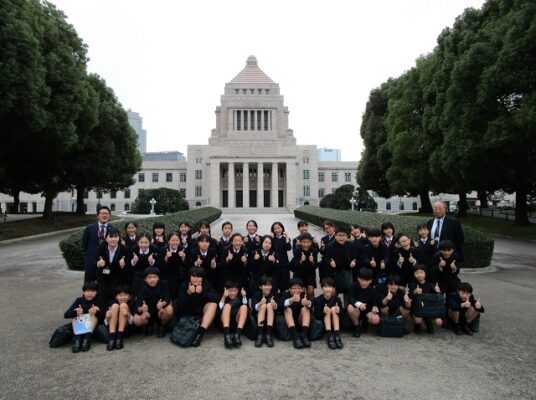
[82,206,111,282]
[427,201,464,259]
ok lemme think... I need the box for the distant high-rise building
[127,109,147,154]
[317,147,341,161]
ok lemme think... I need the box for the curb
[460,266,497,274]
[489,233,536,243]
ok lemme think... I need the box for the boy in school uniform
[447,282,484,335]
[64,281,100,353]
[280,278,312,349]
[251,276,279,347]
[347,268,379,337]
[413,224,435,269]
[324,227,354,298]
[319,220,336,280]
[377,274,412,321]
[219,281,249,348]
[190,233,219,289]
[134,267,173,338]
[220,233,249,294]
[216,221,233,259]
[391,235,418,286]
[104,285,136,351]
[292,220,319,251]
[361,228,390,285]
[408,265,443,334]
[314,277,343,350]
[130,233,157,296]
[431,240,461,294]
[175,267,219,347]
[290,232,318,301]
[157,232,187,301]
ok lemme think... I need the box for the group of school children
[63,217,484,353]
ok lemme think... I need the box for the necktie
[98,225,105,240]
[434,219,441,239]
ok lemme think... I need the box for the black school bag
[49,324,73,348]
[309,317,325,341]
[274,314,292,341]
[377,315,405,337]
[170,316,200,347]
[413,293,446,319]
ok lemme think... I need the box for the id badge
[103,268,111,275]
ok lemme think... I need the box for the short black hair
[320,277,335,288]
[260,235,274,247]
[105,227,120,238]
[297,220,309,228]
[152,222,165,229]
[114,284,132,296]
[82,281,98,292]
[189,267,205,279]
[246,220,258,228]
[322,220,335,228]
[288,277,304,289]
[458,282,473,293]
[439,240,455,250]
[197,233,211,243]
[139,232,152,242]
[259,275,273,286]
[97,205,111,214]
[413,264,428,274]
[230,232,243,242]
[381,222,395,234]
[358,268,373,280]
[167,231,180,241]
[367,228,382,238]
[387,274,402,286]
[335,226,349,236]
[416,223,428,231]
[350,224,362,230]
[223,280,240,290]
[144,266,160,277]
[271,221,285,235]
[125,221,137,230]
[222,221,233,230]
[298,232,313,242]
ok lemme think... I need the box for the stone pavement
[0,213,535,400]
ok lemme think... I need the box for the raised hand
[334,304,340,314]
[195,255,202,267]
[451,260,457,272]
[291,293,301,304]
[309,253,314,263]
[187,283,196,295]
[211,258,217,268]
[439,257,446,268]
[475,298,482,310]
[414,286,422,295]
[435,283,441,293]
[370,258,376,268]
[89,304,98,316]
[241,254,248,264]
[132,253,139,264]
[300,252,306,263]
[241,288,247,298]
[386,291,393,301]
[119,256,126,268]
[148,253,155,264]
[165,250,172,261]
[195,284,203,294]
[323,305,330,315]
[330,259,336,269]
[156,299,165,311]
[398,253,405,264]
[268,254,276,262]
[380,259,386,270]
[75,304,83,316]
[350,259,356,269]
[359,303,367,311]
[409,253,416,264]
[301,295,308,306]
[97,257,105,268]
[141,301,148,313]
[226,250,233,262]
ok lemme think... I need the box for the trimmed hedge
[59,207,222,271]
[294,206,494,269]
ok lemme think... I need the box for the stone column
[286,161,296,209]
[228,162,235,208]
[257,162,264,208]
[209,160,220,207]
[271,162,278,208]
[243,162,249,208]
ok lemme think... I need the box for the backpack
[49,324,73,348]
[170,316,200,347]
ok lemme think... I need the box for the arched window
[124,203,130,211]
[386,202,391,210]
[412,202,418,211]
[196,201,201,207]
[399,202,404,211]
[110,203,116,212]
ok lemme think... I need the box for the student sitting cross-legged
[314,277,343,350]
[219,281,249,348]
[64,281,100,353]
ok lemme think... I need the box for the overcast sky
[49,0,485,161]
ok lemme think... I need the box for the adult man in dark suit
[427,201,464,258]
[82,206,111,282]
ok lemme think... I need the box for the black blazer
[427,216,464,256]
[82,223,109,282]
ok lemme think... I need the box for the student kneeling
[219,281,248,348]
[281,278,312,349]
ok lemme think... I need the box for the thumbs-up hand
[76,304,83,316]
[409,253,416,264]
[370,258,377,268]
[323,305,330,315]
[380,259,386,270]
[403,293,411,304]
[141,301,148,313]
[148,253,155,264]
[89,304,98,315]
[309,253,314,263]
[372,306,379,314]
[350,259,356,268]
[256,236,260,243]
[156,299,165,311]
[386,291,393,301]
[462,300,471,309]
[243,236,249,243]
[291,293,301,304]
[435,283,441,293]
[475,298,482,310]
[300,252,306,263]
[414,286,422,295]
[260,296,267,305]
[97,257,105,268]
[119,256,126,268]
[195,284,203,294]
[241,254,248,263]
[330,259,336,269]
[451,260,457,272]
[268,254,276,262]
[165,250,172,261]
[211,258,216,268]
[195,255,202,266]
[226,250,233,262]
[254,252,260,260]
[270,298,277,309]
[430,239,436,246]
[179,250,186,260]
[241,288,247,298]
[301,295,308,307]
[132,252,139,264]
[187,282,196,295]
[398,253,405,264]
[334,304,340,314]
[359,303,367,311]
[439,257,446,268]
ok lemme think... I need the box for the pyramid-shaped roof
[229,56,274,84]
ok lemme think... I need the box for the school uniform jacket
[279,291,311,314]
[376,288,409,315]
[272,235,292,267]
[391,246,418,285]
[136,281,171,312]
[447,293,485,313]
[156,245,187,284]
[95,243,132,285]
[431,252,461,294]
[175,281,219,315]
[361,243,390,279]
[290,247,318,278]
[250,290,280,313]
[189,247,219,284]
[122,235,139,254]
[413,237,435,268]
[313,295,342,321]
[219,246,249,289]
[248,250,279,283]
[131,245,158,273]
[243,234,261,254]
[323,241,352,276]
[82,222,109,282]
[292,236,320,252]
[64,296,101,319]
[348,282,376,313]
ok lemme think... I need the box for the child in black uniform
[175,267,218,347]
[319,220,336,280]
[271,221,292,293]
[378,274,412,321]
[122,222,139,253]
[190,233,219,289]
[447,282,484,335]
[431,240,461,294]
[220,233,249,294]
[408,264,443,334]
[324,227,353,301]
[314,277,343,350]
[392,234,418,285]
[413,224,435,268]
[248,235,279,292]
[192,221,218,250]
[219,281,249,348]
[151,222,166,250]
[134,267,173,338]
[130,233,157,296]
[158,231,187,300]
[64,281,100,353]
[251,276,279,347]
[350,224,368,247]
[216,221,233,259]
[362,228,389,286]
[292,220,319,251]
[347,268,378,337]
[290,233,318,301]
[243,219,261,254]
[104,285,135,351]
[281,278,312,349]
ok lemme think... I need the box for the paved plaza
[0,213,535,399]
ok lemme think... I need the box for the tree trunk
[457,192,468,217]
[514,187,530,226]
[419,190,433,213]
[12,190,20,214]
[42,189,56,219]
[477,190,489,209]
[76,185,86,215]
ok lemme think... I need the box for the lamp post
[350,197,357,211]
[149,198,157,215]
[71,195,77,213]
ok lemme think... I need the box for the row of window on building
[234,88,271,95]
[137,171,204,183]
[308,171,353,182]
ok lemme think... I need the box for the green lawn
[401,212,536,241]
[0,213,119,241]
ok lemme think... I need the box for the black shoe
[361,320,369,333]
[143,325,153,336]
[224,334,234,348]
[233,333,242,347]
[453,324,463,335]
[106,339,115,351]
[293,335,304,349]
[72,337,82,353]
[460,324,473,336]
[353,325,361,338]
[255,334,263,348]
[156,324,166,338]
[114,337,123,350]
[425,320,435,334]
[414,323,423,335]
[265,333,274,348]
[403,328,411,335]
[80,334,91,352]
[191,333,202,347]
[327,333,337,350]
[301,333,311,348]
[334,333,344,349]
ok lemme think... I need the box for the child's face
[145,274,159,287]
[222,225,232,236]
[440,248,454,258]
[126,224,137,236]
[387,283,399,293]
[399,236,411,250]
[335,232,347,245]
[168,235,180,249]
[383,228,394,237]
[458,290,471,302]
[226,287,239,299]
[414,269,426,282]
[369,236,381,246]
[247,222,257,234]
[273,224,283,236]
[289,285,304,296]
[106,234,120,247]
[198,239,210,251]
[179,224,190,235]
[298,225,309,234]
[261,238,272,252]
[351,227,362,237]
[418,228,429,238]
[83,289,97,301]
[324,225,335,236]
[200,226,210,234]
[190,276,203,286]
[232,236,243,248]
[115,292,130,304]
[138,237,150,250]
[261,283,272,295]
[300,239,312,251]
[358,278,372,289]
[154,228,164,236]
[322,285,335,297]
